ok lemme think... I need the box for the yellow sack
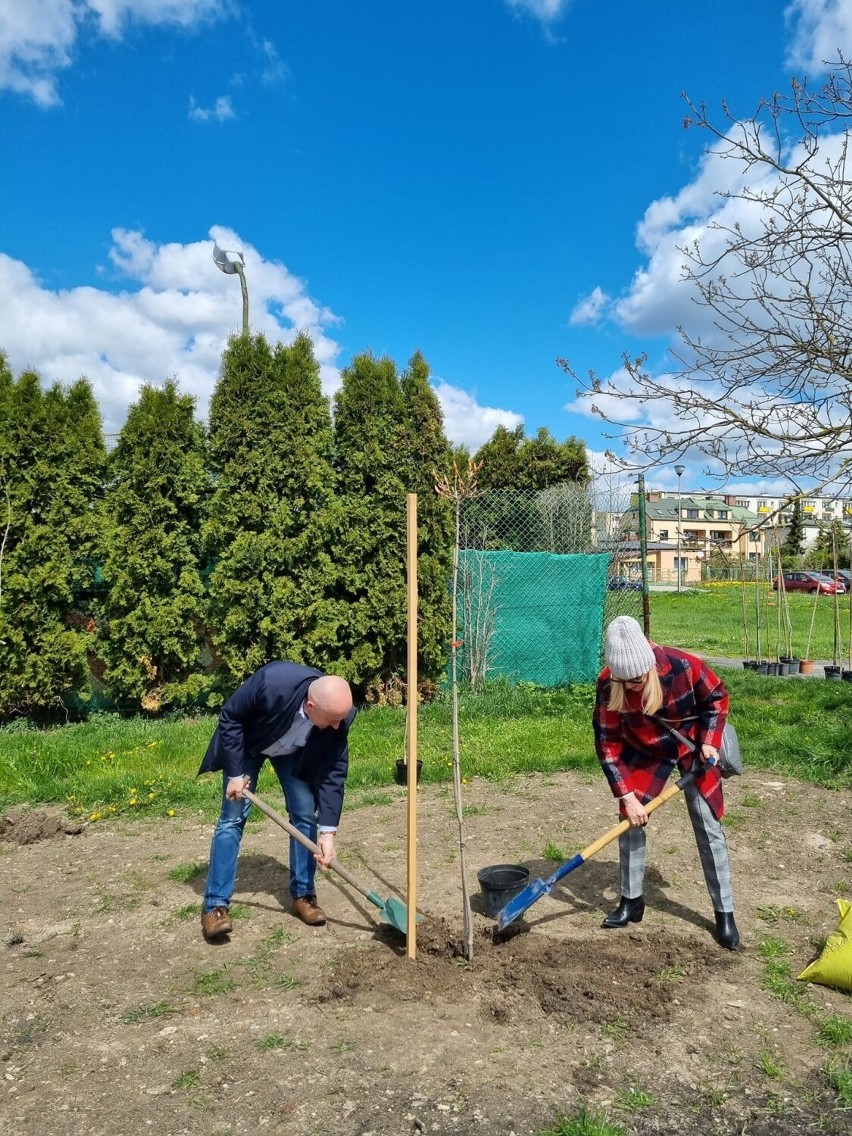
[797,899,852,992]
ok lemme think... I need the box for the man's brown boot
[292,895,327,926]
[201,906,233,941]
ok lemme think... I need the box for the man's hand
[621,791,648,827]
[315,831,336,869]
[225,775,251,801]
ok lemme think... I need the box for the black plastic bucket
[477,864,530,919]
[394,759,422,785]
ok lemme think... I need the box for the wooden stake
[405,493,418,957]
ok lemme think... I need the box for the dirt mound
[320,915,736,1027]
[0,805,85,845]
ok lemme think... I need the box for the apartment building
[612,493,765,584]
[730,492,852,547]
[599,489,852,583]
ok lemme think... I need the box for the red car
[772,571,846,594]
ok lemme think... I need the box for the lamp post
[212,242,249,336]
[674,464,685,592]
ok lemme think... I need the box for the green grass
[618,1086,656,1110]
[189,967,237,997]
[167,862,205,884]
[536,1109,626,1136]
[171,1070,200,1090]
[255,1033,309,1052]
[649,586,852,664]
[816,1015,852,1048]
[1,589,850,821]
[757,935,788,959]
[759,1049,784,1078]
[826,1058,852,1105]
[120,1000,177,1024]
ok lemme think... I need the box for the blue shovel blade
[496,877,548,930]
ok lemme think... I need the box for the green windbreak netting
[458,549,611,686]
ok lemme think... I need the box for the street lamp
[212,242,249,336]
[674,464,685,592]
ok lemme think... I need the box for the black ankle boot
[714,911,740,950]
[602,895,645,928]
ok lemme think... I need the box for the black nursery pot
[477,864,530,920]
[394,759,422,785]
[842,670,852,683]
[824,665,842,681]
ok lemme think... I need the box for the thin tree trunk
[450,501,473,961]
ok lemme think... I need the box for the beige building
[611,493,765,584]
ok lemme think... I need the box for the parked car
[772,571,846,594]
[606,576,643,592]
[824,569,852,589]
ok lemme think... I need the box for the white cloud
[86,1,226,38]
[188,94,235,121]
[0,230,518,451]
[504,0,571,22]
[0,0,225,105]
[256,37,288,85]
[0,228,343,434]
[0,0,79,106]
[569,285,609,326]
[432,380,525,450]
[785,0,852,70]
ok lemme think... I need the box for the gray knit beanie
[605,616,656,680]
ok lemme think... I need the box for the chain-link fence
[455,476,641,688]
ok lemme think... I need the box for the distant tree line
[0,339,589,720]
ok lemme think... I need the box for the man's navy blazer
[198,661,356,828]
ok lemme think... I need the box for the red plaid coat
[593,644,729,819]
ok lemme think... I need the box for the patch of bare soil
[0,805,85,844]
[2,770,851,1136]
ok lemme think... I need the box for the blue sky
[1,0,849,493]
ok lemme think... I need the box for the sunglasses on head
[611,675,646,685]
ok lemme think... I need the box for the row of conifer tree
[0,336,588,720]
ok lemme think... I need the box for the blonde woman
[593,616,739,949]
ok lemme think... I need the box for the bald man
[198,662,356,940]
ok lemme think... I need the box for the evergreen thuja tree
[468,425,591,551]
[204,332,337,684]
[782,500,805,561]
[0,367,105,718]
[401,351,454,693]
[98,381,209,711]
[328,352,411,698]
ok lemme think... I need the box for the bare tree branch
[565,57,852,494]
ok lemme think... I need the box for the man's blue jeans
[203,754,319,912]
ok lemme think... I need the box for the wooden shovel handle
[242,789,371,900]
[579,776,690,861]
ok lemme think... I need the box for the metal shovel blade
[244,790,422,936]
[496,857,581,930]
[496,769,697,931]
[376,894,423,934]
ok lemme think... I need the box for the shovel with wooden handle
[243,789,421,935]
[496,729,741,931]
[496,767,699,930]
